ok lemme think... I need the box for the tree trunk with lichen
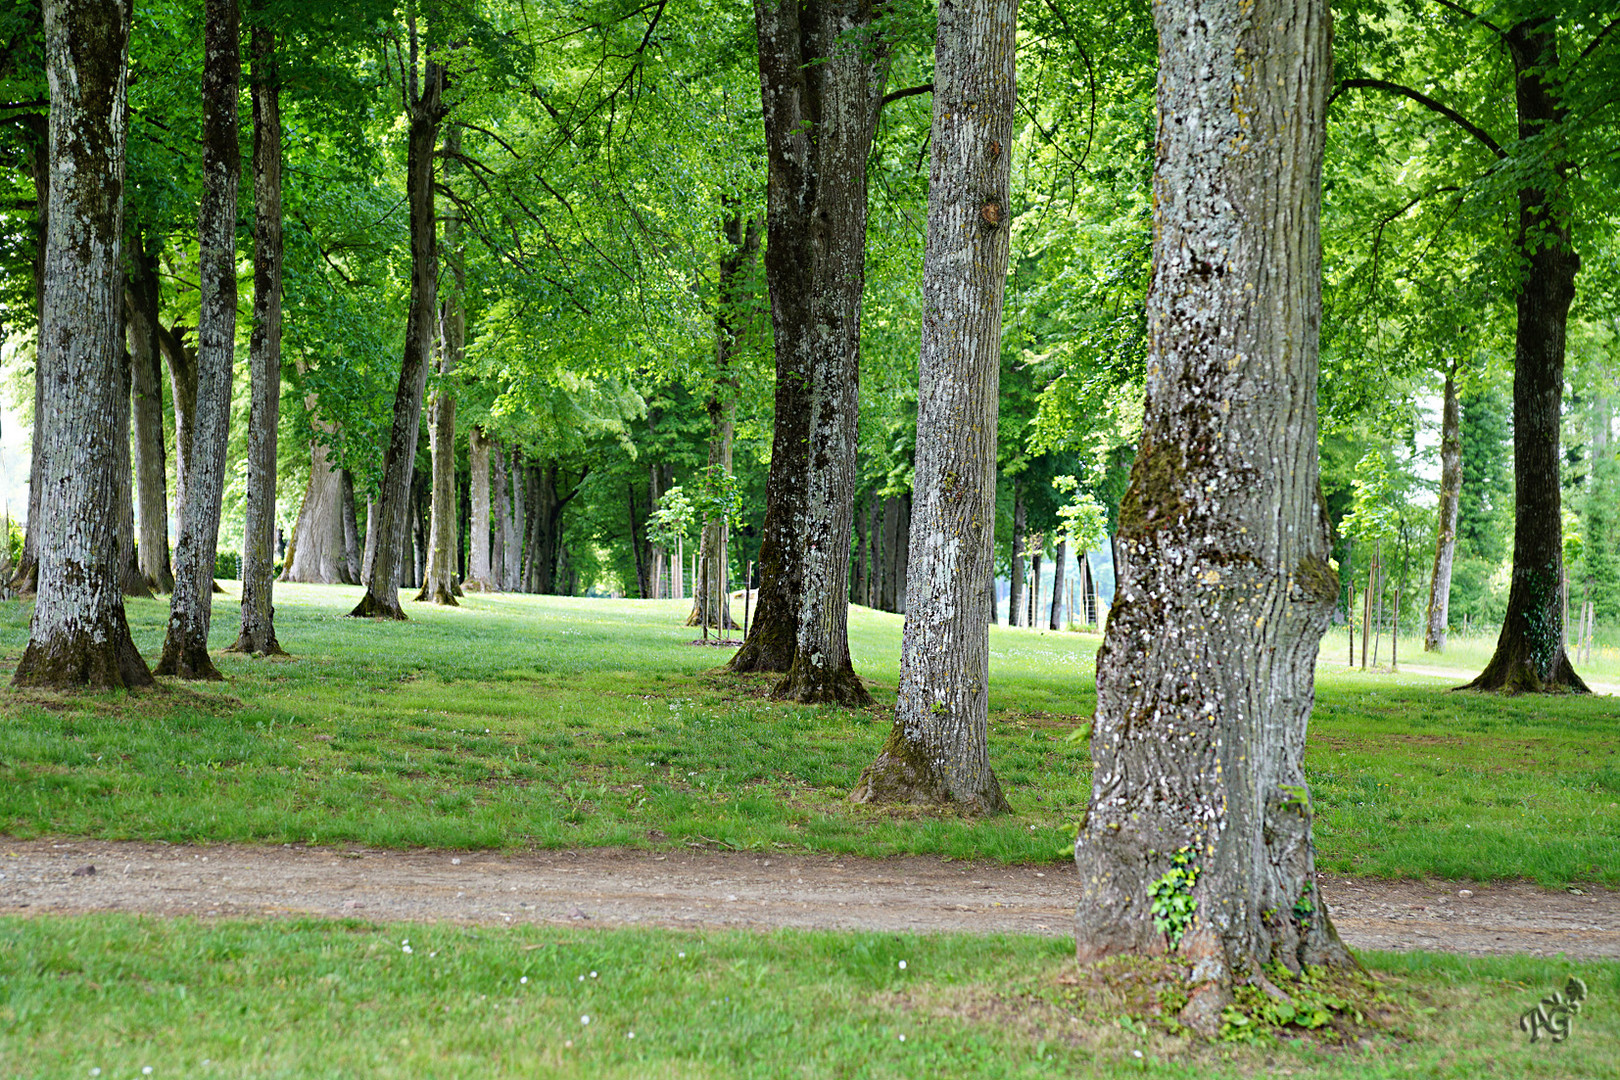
[852,0,1014,807]
[416,125,462,608]
[465,426,496,591]
[13,0,152,690]
[729,0,887,687]
[156,0,239,680]
[125,238,173,593]
[1072,0,1352,1035]
[1424,361,1460,653]
[1467,19,1587,694]
[351,48,444,620]
[116,347,154,599]
[231,2,284,657]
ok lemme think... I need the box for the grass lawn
[3,914,1617,1079]
[0,586,1615,883]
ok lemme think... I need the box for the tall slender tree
[350,20,447,619]
[1423,357,1461,652]
[13,0,152,689]
[157,0,240,680]
[853,0,1017,810]
[417,123,463,607]
[1072,0,1352,1032]
[232,0,285,656]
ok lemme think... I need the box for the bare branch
[1332,78,1506,159]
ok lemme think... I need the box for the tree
[350,18,447,620]
[231,0,285,656]
[853,0,1016,811]
[728,0,890,700]
[12,0,153,690]
[124,236,174,593]
[156,0,240,680]
[1072,0,1352,1032]
[1424,357,1461,651]
[416,122,464,607]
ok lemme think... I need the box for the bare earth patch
[2,838,1617,959]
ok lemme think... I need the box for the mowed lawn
[0,585,1615,884]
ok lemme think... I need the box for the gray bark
[117,346,154,598]
[493,442,513,589]
[125,240,173,592]
[852,0,1015,811]
[878,495,901,613]
[282,434,347,583]
[417,125,462,607]
[1049,537,1067,630]
[502,450,522,590]
[465,425,496,591]
[1009,482,1025,625]
[13,0,152,689]
[232,2,284,656]
[351,37,444,620]
[340,470,361,583]
[730,0,889,683]
[1072,0,1351,1031]
[361,494,378,585]
[1423,362,1460,653]
[157,0,239,680]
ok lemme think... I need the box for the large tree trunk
[730,1,888,680]
[1424,360,1461,653]
[493,442,511,588]
[853,0,1015,805]
[13,0,152,690]
[1468,19,1587,693]
[1073,0,1352,1033]
[339,469,361,583]
[465,426,496,591]
[351,42,444,619]
[1009,481,1026,626]
[231,2,284,657]
[416,125,462,607]
[878,495,901,613]
[157,321,197,541]
[157,0,239,681]
[124,237,173,593]
[281,436,348,583]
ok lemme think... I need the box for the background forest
[0,0,1614,658]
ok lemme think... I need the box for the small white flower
[897,960,907,970]
[578,974,585,982]
[590,971,598,979]
[628,1032,636,1039]
[429,951,437,958]
[89,1071,101,1078]
[898,1034,906,1042]
[451,858,461,865]
[1133,1050,1144,1059]
[402,945,412,954]
[678,952,685,958]
[564,1040,573,1049]
[520,976,528,984]
[581,1015,591,1025]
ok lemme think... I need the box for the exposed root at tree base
[348,593,408,620]
[225,635,287,657]
[1462,649,1590,695]
[413,583,459,606]
[11,631,154,691]
[154,643,224,682]
[772,659,873,708]
[852,744,1009,816]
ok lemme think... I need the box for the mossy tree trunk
[232,0,285,657]
[730,0,888,682]
[1072,0,1352,1034]
[351,39,445,620]
[13,0,152,690]
[1467,19,1587,694]
[157,0,239,681]
[852,0,1015,807]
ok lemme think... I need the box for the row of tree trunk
[852,493,909,614]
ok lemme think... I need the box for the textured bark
[361,494,378,584]
[11,112,48,596]
[416,125,462,607]
[281,435,347,583]
[340,470,361,584]
[503,451,523,591]
[231,3,284,657]
[1049,537,1067,630]
[116,347,154,599]
[730,0,888,679]
[1467,20,1587,694]
[493,443,513,589]
[13,0,152,690]
[852,493,869,604]
[157,0,239,681]
[853,0,1014,808]
[1072,0,1352,1031]
[465,426,496,591]
[1028,539,1043,627]
[1009,482,1026,626]
[351,45,445,620]
[157,321,197,540]
[1424,363,1461,653]
[124,239,173,592]
[878,495,901,612]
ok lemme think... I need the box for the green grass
[0,585,1616,883]
[3,914,1617,1079]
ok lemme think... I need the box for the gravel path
[3,839,1617,960]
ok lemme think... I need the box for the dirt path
[5,839,1617,960]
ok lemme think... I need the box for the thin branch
[1331,78,1506,159]
[879,83,932,109]
[1431,0,1506,38]
[1580,17,1620,64]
